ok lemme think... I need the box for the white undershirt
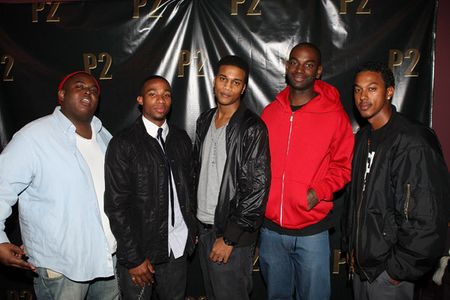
[76,129,117,254]
[142,116,188,258]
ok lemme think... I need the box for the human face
[58,73,99,124]
[214,65,246,108]
[137,78,172,127]
[285,46,322,91]
[354,71,394,129]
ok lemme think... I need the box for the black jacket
[346,108,450,282]
[104,118,196,269]
[193,105,271,246]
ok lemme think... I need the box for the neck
[289,87,317,106]
[60,108,93,139]
[75,122,93,139]
[370,107,393,130]
[143,114,165,127]
[215,103,239,128]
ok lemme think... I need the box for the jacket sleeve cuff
[223,222,245,245]
[122,256,146,270]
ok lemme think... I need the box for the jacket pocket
[381,212,398,246]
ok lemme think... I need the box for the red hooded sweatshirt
[261,80,354,230]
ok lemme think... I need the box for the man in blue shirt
[0,71,119,299]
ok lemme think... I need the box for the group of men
[0,42,448,300]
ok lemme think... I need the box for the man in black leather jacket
[346,61,450,300]
[104,75,196,300]
[193,55,271,300]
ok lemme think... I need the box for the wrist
[223,237,236,246]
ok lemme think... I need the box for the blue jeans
[259,227,331,300]
[34,267,120,300]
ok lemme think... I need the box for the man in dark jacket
[347,61,450,299]
[104,75,196,300]
[193,55,271,300]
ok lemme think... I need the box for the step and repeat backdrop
[0,0,437,299]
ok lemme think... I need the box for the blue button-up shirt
[0,107,114,281]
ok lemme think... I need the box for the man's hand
[209,237,233,264]
[307,188,319,211]
[128,258,155,287]
[0,243,35,271]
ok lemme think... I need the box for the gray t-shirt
[196,114,227,224]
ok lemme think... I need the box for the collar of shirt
[53,106,103,135]
[141,116,169,139]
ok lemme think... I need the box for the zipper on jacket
[280,113,295,226]
[403,183,411,221]
[355,138,371,281]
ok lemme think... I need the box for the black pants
[198,224,255,300]
[117,254,187,300]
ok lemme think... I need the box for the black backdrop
[0,1,438,299]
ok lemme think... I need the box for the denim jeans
[117,254,187,300]
[353,271,414,300]
[259,227,331,300]
[34,267,120,300]
[198,225,255,300]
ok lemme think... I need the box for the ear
[241,83,247,95]
[386,86,395,100]
[137,96,143,106]
[315,65,323,79]
[57,90,65,104]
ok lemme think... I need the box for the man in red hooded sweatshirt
[259,42,354,300]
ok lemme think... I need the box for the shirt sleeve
[310,112,354,201]
[386,142,450,281]
[0,132,36,243]
[224,121,271,244]
[104,137,144,269]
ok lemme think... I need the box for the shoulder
[261,99,281,116]
[108,120,140,148]
[393,113,442,153]
[12,114,56,143]
[236,107,268,135]
[169,125,192,144]
[197,108,216,124]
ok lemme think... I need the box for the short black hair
[216,55,249,83]
[355,61,395,88]
[139,75,171,95]
[291,42,322,66]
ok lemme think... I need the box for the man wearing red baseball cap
[0,71,119,299]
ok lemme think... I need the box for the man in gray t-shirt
[193,55,271,300]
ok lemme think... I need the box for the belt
[199,222,213,229]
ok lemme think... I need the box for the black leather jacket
[104,118,196,269]
[193,105,271,246]
[345,108,450,282]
